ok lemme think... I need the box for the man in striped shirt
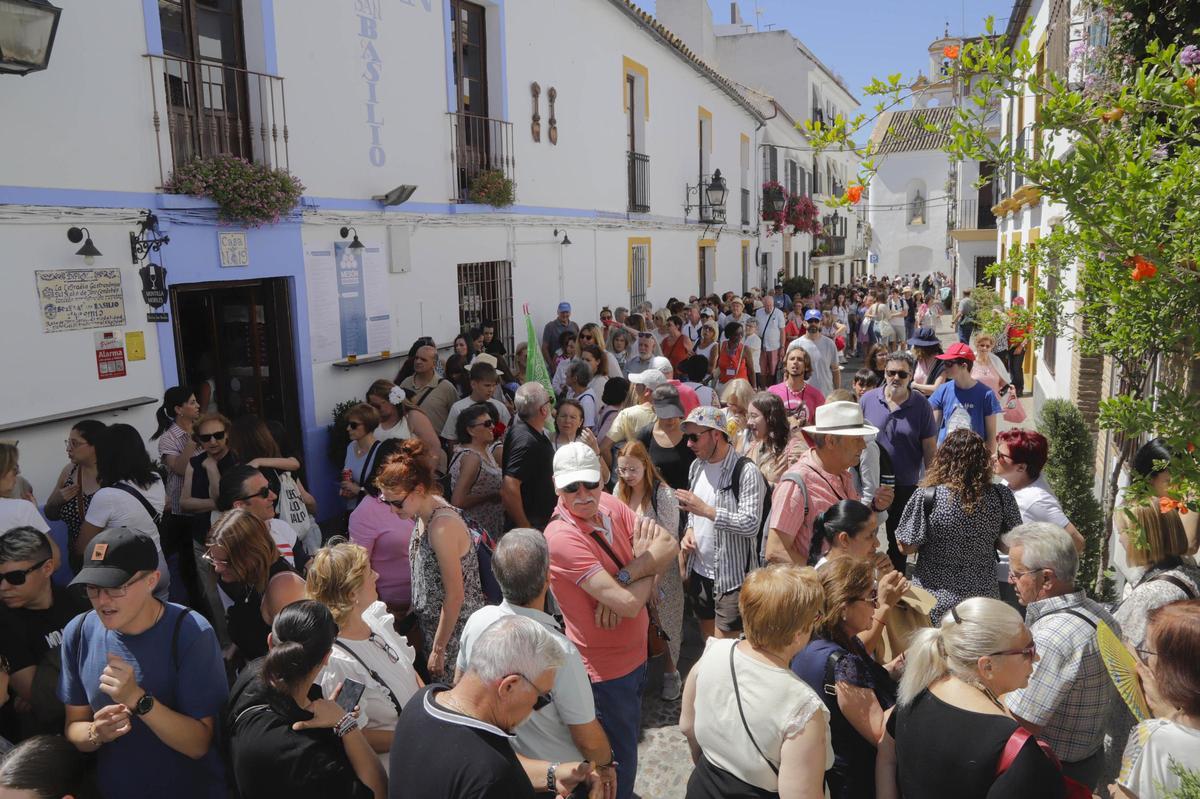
[677,406,766,639]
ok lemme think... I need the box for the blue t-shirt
[58,602,228,799]
[929,380,1002,444]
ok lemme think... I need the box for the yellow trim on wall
[698,106,713,152]
[628,237,652,292]
[698,238,716,287]
[623,56,650,120]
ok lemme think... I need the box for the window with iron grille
[760,252,771,292]
[457,261,515,356]
[741,244,750,294]
[630,245,648,310]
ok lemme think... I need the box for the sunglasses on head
[237,485,271,502]
[195,430,226,443]
[638,332,654,339]
[0,558,50,586]
[885,369,910,379]
[560,480,600,493]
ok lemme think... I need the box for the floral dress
[409,504,487,681]
[448,447,504,541]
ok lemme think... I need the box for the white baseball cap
[649,356,673,378]
[628,369,665,388]
[553,442,602,489]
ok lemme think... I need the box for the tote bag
[276,472,323,554]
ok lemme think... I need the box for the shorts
[685,572,742,632]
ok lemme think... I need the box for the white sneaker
[661,670,682,701]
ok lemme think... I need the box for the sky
[644,0,1016,113]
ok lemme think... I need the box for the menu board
[35,269,127,333]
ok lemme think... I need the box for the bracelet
[872,613,888,627]
[87,722,101,747]
[546,762,559,793]
[333,713,357,738]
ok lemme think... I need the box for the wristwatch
[546,762,560,792]
[133,692,156,716]
[615,569,632,586]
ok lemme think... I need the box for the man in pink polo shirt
[764,401,894,565]
[544,443,678,799]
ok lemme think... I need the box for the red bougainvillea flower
[943,45,959,59]
[1128,256,1157,281]
[1160,496,1189,515]
[847,184,864,204]
[1187,442,1196,454]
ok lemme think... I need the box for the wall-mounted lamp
[371,185,418,206]
[339,226,365,250]
[0,0,62,77]
[553,228,572,246]
[129,210,170,264]
[67,226,101,265]
[684,169,728,224]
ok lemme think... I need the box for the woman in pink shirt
[349,439,415,617]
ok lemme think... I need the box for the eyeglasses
[236,485,272,502]
[852,592,879,608]
[616,466,641,476]
[989,642,1038,659]
[84,571,150,599]
[469,419,495,429]
[369,632,401,664]
[194,430,226,443]
[0,558,49,586]
[512,673,554,711]
[995,450,1014,463]
[560,480,600,493]
[200,549,230,569]
[346,421,362,430]
[885,370,910,379]
[1135,647,1157,664]
[1007,566,1051,582]
[64,439,87,450]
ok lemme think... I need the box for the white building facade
[0,0,768,523]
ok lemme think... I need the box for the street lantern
[765,189,786,215]
[705,169,728,209]
[0,0,62,76]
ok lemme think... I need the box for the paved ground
[631,314,1035,798]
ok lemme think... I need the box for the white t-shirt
[1008,476,1070,528]
[1119,719,1200,799]
[755,307,786,351]
[790,335,839,396]
[690,460,723,579]
[685,382,719,408]
[84,480,166,547]
[268,518,299,566]
[0,497,50,535]
[317,601,421,770]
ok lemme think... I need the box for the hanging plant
[761,180,788,235]
[784,193,821,236]
[165,155,304,227]
[469,169,516,207]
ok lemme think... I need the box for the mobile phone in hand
[336,678,366,714]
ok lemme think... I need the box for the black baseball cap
[69,527,158,589]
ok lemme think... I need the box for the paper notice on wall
[304,241,392,363]
[94,331,127,379]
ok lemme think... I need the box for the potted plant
[784,193,821,236]
[469,169,516,207]
[165,155,304,227]
[761,180,788,235]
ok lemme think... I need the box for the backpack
[729,456,770,569]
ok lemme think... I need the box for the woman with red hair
[994,429,1085,552]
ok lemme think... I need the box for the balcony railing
[146,54,289,186]
[811,234,846,258]
[449,112,515,203]
[741,188,751,225]
[627,151,649,213]
[949,198,997,230]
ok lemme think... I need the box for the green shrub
[1038,399,1107,597]
[781,275,815,301]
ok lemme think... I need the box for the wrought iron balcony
[448,112,515,203]
[627,151,649,213]
[811,234,847,258]
[145,54,289,186]
[949,198,997,230]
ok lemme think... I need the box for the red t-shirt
[545,493,648,681]
[663,335,691,370]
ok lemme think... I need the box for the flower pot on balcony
[165,155,304,227]
[468,169,515,207]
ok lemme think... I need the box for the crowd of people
[0,274,1196,799]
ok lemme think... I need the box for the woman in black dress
[638,384,695,536]
[877,596,1065,799]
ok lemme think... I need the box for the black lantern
[0,0,62,76]
[705,169,729,209]
[765,190,787,215]
[67,227,101,265]
[339,226,365,250]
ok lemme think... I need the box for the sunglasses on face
[560,480,600,494]
[885,369,910,379]
[470,419,495,429]
[384,493,410,509]
[513,673,554,710]
[346,421,362,430]
[195,430,226,443]
[0,558,49,586]
[237,485,271,502]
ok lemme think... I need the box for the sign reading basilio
[36,269,126,332]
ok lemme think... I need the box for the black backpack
[728,456,769,571]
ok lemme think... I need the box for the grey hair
[492,528,550,606]
[466,614,566,684]
[514,382,550,420]
[565,359,592,388]
[0,527,52,565]
[1002,522,1078,585]
[898,597,1026,705]
[614,306,629,317]
[886,350,917,371]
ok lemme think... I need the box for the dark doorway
[171,278,302,444]
[975,255,998,288]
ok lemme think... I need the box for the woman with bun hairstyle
[226,599,386,799]
[374,439,487,681]
[876,597,1064,799]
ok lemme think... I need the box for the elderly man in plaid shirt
[1002,522,1121,790]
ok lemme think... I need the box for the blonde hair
[207,509,278,592]
[898,597,1026,705]
[721,378,755,412]
[0,442,17,480]
[579,322,609,354]
[1120,503,1189,566]
[305,541,373,627]
[739,564,825,650]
